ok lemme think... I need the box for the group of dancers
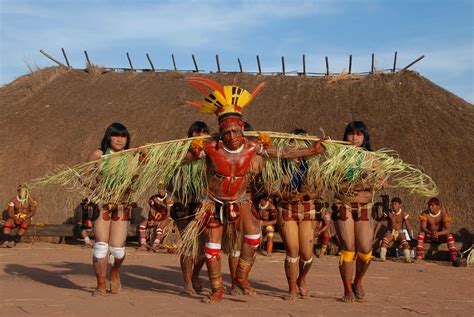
[2,77,459,304]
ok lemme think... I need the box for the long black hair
[100,122,131,153]
[343,121,372,151]
[187,121,210,137]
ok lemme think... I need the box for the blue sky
[1,0,473,102]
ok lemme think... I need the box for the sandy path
[1,242,473,316]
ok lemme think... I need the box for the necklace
[156,193,167,201]
[429,210,441,218]
[223,144,244,154]
[259,201,270,209]
[394,209,402,216]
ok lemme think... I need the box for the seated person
[1,184,37,248]
[137,188,173,251]
[416,197,458,263]
[374,197,413,262]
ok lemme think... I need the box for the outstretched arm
[262,140,325,159]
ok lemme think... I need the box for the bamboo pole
[84,50,92,67]
[61,48,71,68]
[146,53,155,71]
[238,58,243,72]
[371,53,375,73]
[39,49,67,67]
[325,56,329,75]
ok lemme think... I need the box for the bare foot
[191,277,204,293]
[136,244,149,252]
[233,279,257,296]
[341,294,355,303]
[92,288,107,297]
[352,283,365,301]
[110,271,121,294]
[202,291,222,304]
[297,279,310,298]
[284,292,298,301]
[181,287,197,296]
[230,286,243,296]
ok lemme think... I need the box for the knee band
[357,251,374,264]
[19,225,28,231]
[93,242,109,259]
[244,234,261,249]
[400,240,409,248]
[110,246,126,259]
[301,256,313,270]
[230,250,241,257]
[156,228,163,235]
[417,235,424,242]
[285,255,299,263]
[265,226,274,237]
[138,225,146,231]
[339,251,355,266]
[204,242,221,260]
[447,236,455,244]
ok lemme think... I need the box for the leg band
[110,246,125,259]
[339,251,355,265]
[230,250,241,257]
[301,256,313,270]
[357,251,374,264]
[285,255,299,263]
[244,234,261,249]
[204,242,222,260]
[400,240,409,249]
[447,236,455,244]
[265,226,274,237]
[93,242,109,259]
[156,228,163,235]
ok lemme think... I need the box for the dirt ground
[0,242,472,316]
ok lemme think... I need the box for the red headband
[219,117,244,130]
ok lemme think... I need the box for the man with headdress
[1,184,37,248]
[180,77,325,303]
[416,197,458,263]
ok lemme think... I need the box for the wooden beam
[281,56,285,75]
[392,51,397,72]
[146,53,155,71]
[215,54,221,72]
[84,50,92,67]
[402,55,425,71]
[39,49,67,67]
[325,56,329,75]
[237,58,243,72]
[191,54,199,72]
[126,52,134,70]
[371,53,375,73]
[349,54,352,74]
[256,55,262,74]
[61,48,71,68]
[171,54,177,71]
[302,54,306,75]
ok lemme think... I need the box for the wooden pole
[39,49,67,67]
[171,54,177,71]
[392,51,398,72]
[349,54,352,74]
[371,53,375,73]
[325,56,329,75]
[61,48,71,68]
[126,52,134,70]
[256,55,262,74]
[84,50,92,67]
[146,53,155,71]
[215,54,221,73]
[237,58,243,72]
[302,54,306,75]
[281,56,285,75]
[192,54,199,72]
[402,55,425,71]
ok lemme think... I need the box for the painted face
[391,202,401,212]
[110,132,127,152]
[158,188,167,197]
[17,186,28,200]
[221,122,244,150]
[347,130,364,147]
[428,203,440,213]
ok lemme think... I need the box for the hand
[432,231,438,239]
[313,138,326,154]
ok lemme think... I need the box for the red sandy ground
[0,242,472,316]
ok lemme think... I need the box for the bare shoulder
[87,149,103,162]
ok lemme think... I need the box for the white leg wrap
[110,246,126,259]
[285,255,300,263]
[231,250,241,257]
[301,256,313,270]
[93,242,109,259]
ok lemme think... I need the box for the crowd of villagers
[3,77,461,304]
